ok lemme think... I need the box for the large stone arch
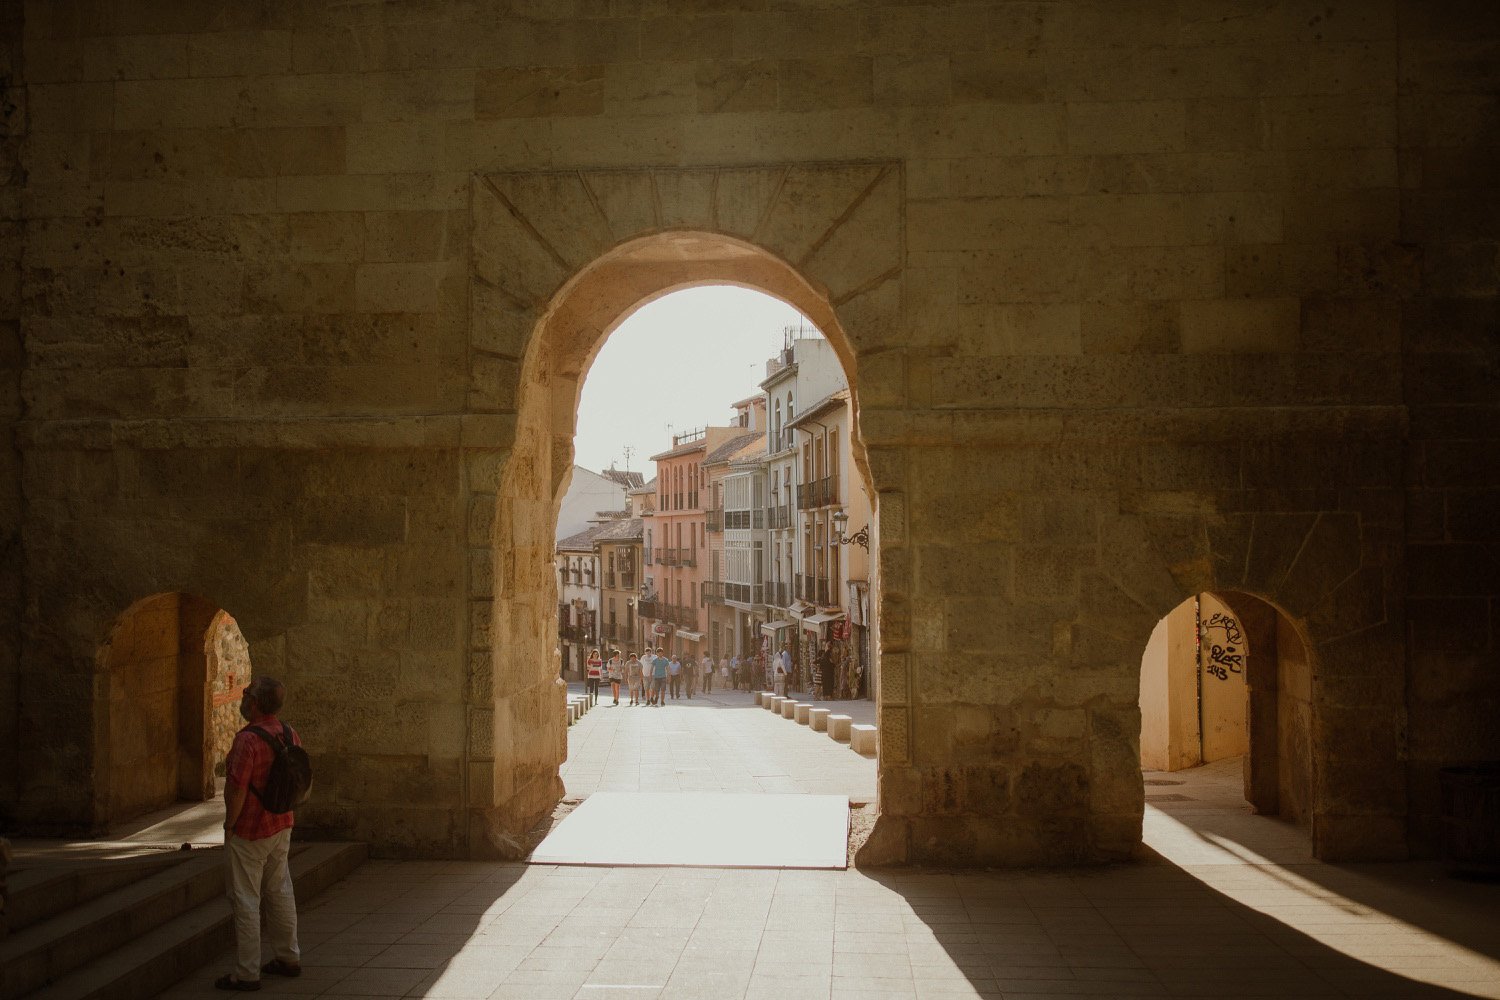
[463,164,909,856]
[1098,509,1406,861]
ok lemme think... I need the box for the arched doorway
[1138,590,1314,832]
[469,163,903,856]
[94,592,251,829]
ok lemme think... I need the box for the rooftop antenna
[621,445,634,471]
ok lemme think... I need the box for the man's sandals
[213,975,259,992]
[214,960,300,991]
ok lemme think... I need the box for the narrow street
[560,687,876,802]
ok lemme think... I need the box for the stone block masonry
[3,1,1496,866]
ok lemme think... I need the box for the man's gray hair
[248,676,286,715]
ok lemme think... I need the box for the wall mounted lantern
[831,509,869,551]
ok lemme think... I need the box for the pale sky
[574,286,822,476]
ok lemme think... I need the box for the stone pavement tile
[832,951,913,978]
[743,972,834,1000]
[832,981,919,1000]
[327,963,434,995]
[834,929,908,953]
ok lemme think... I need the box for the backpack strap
[244,724,293,805]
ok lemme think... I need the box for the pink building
[641,424,744,658]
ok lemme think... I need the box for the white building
[756,328,852,689]
[787,387,873,699]
[555,465,635,542]
[555,525,602,680]
[720,435,769,657]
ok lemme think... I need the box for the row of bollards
[757,691,877,755]
[566,693,592,725]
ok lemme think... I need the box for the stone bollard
[809,708,831,732]
[781,700,798,719]
[828,714,853,742]
[768,696,783,712]
[794,703,812,724]
[850,724,878,755]
[756,691,767,707]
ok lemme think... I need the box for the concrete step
[6,853,189,935]
[10,841,365,1000]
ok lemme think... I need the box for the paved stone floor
[560,687,877,801]
[157,758,1500,999]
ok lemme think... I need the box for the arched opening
[94,592,252,829]
[1138,590,1314,836]
[480,229,884,856]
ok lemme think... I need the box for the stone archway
[1102,510,1408,861]
[462,163,907,856]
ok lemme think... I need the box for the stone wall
[101,593,182,823]
[0,0,22,826]
[8,1,1497,861]
[1398,5,1500,851]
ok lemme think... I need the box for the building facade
[594,518,643,657]
[787,388,873,699]
[555,527,602,681]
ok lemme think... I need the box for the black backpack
[247,724,313,814]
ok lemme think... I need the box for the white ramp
[531,792,849,869]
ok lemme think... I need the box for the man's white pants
[226,828,300,981]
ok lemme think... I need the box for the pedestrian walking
[215,677,308,992]
[586,648,603,706]
[626,652,643,706]
[668,654,682,699]
[606,649,623,705]
[685,652,698,699]
[701,653,714,694]
[651,648,669,705]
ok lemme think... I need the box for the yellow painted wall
[1198,593,1250,763]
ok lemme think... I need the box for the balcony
[638,599,661,620]
[821,475,837,508]
[668,604,699,630]
[678,547,696,567]
[767,505,792,530]
[796,482,818,510]
[620,573,636,591]
[560,624,591,644]
[702,581,724,606]
[603,622,632,642]
[724,582,764,607]
[795,574,830,605]
[766,581,790,608]
[706,509,723,532]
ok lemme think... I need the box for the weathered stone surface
[2,2,1492,869]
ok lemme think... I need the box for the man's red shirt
[226,716,299,841]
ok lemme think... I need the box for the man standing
[216,677,302,992]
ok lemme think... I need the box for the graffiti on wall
[1202,612,1243,682]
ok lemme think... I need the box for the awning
[760,620,792,634]
[675,630,703,641]
[803,612,846,627]
[788,601,816,617]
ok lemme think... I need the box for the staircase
[1,841,365,1000]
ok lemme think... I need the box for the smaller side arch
[94,591,248,830]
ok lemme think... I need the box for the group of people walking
[580,647,772,706]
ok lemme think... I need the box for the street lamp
[830,509,869,551]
